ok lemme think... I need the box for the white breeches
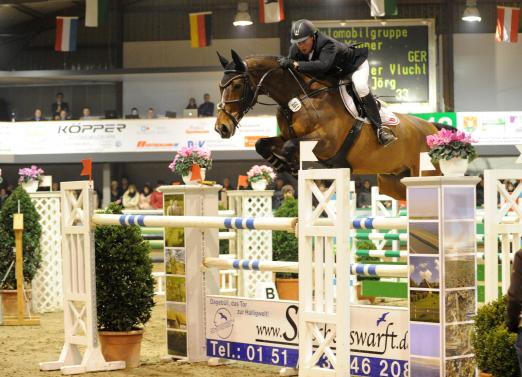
[351,60,370,97]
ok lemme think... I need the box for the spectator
[317,180,327,192]
[121,176,130,193]
[186,97,198,109]
[127,107,140,119]
[80,107,93,120]
[357,179,372,208]
[59,109,69,121]
[139,183,153,209]
[32,108,44,121]
[198,93,215,117]
[272,177,285,209]
[51,92,69,118]
[122,184,139,210]
[150,180,165,209]
[282,184,295,200]
[145,107,157,119]
[507,248,522,376]
[110,180,122,204]
[476,174,484,207]
[51,182,59,191]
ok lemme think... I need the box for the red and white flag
[496,6,520,43]
[259,0,284,23]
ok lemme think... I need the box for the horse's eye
[233,84,242,90]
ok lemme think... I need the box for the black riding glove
[278,57,296,70]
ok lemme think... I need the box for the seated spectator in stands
[219,177,231,209]
[357,179,372,208]
[51,182,59,191]
[139,183,153,209]
[282,184,295,200]
[80,107,94,120]
[476,174,484,207]
[186,97,198,109]
[150,180,165,209]
[52,92,69,118]
[32,108,45,121]
[59,109,69,121]
[146,107,157,119]
[126,107,140,119]
[0,187,8,208]
[120,176,130,193]
[110,180,122,205]
[122,184,139,210]
[198,93,215,117]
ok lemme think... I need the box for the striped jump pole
[355,249,408,258]
[352,217,407,230]
[355,232,408,242]
[203,258,408,278]
[218,231,236,240]
[92,214,297,232]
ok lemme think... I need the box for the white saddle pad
[339,83,400,126]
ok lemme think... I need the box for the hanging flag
[85,0,108,27]
[370,0,398,17]
[496,6,520,43]
[259,0,285,23]
[189,12,212,48]
[80,159,92,181]
[55,17,78,52]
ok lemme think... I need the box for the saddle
[338,80,400,126]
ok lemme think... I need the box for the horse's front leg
[255,136,296,174]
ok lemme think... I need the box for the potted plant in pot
[247,165,276,191]
[472,296,520,377]
[18,165,45,192]
[168,146,212,185]
[273,196,298,300]
[426,129,477,177]
[0,186,42,315]
[95,203,155,368]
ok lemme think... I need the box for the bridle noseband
[217,65,279,130]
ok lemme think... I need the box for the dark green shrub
[0,187,41,289]
[273,197,298,278]
[95,203,155,331]
[472,296,520,376]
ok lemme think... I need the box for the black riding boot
[361,94,397,147]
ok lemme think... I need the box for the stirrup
[377,127,397,147]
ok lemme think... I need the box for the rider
[278,19,397,147]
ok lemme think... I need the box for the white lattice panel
[30,193,62,313]
[228,191,273,297]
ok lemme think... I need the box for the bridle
[217,65,279,130]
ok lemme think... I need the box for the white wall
[454,33,522,111]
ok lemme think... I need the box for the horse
[214,50,443,200]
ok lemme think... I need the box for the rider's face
[297,36,314,55]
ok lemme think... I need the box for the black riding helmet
[290,19,317,44]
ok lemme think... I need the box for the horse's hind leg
[377,174,406,201]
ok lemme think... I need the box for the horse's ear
[216,51,229,69]
[231,49,246,72]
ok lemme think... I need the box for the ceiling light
[233,2,253,26]
[462,0,481,22]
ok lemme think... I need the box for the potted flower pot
[21,180,39,193]
[275,278,298,300]
[182,168,206,185]
[439,157,469,177]
[251,179,268,191]
[95,203,155,368]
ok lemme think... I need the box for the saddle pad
[339,83,400,126]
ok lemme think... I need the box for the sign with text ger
[315,19,436,111]
[206,296,409,377]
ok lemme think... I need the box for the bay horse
[215,50,443,200]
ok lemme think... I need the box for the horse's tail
[433,122,456,132]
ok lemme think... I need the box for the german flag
[189,12,212,48]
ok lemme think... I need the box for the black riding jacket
[288,32,368,80]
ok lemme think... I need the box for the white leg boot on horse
[361,94,397,147]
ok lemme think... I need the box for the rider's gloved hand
[278,57,296,70]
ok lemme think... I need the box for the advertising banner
[457,111,522,145]
[206,296,409,377]
[0,116,277,155]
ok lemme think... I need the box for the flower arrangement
[18,165,44,183]
[247,165,276,184]
[426,128,477,162]
[168,146,212,177]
